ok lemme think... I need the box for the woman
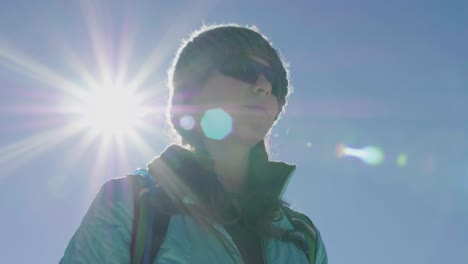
[60,24,328,264]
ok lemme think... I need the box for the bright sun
[78,87,146,137]
[0,1,197,177]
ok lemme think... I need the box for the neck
[203,139,252,193]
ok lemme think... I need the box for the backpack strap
[128,169,171,264]
[281,205,318,264]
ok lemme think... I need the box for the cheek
[266,98,279,119]
[194,77,245,107]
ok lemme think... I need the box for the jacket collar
[147,144,296,199]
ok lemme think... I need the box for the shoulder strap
[128,171,171,264]
[282,205,318,264]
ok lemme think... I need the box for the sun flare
[78,87,146,137]
[0,0,209,180]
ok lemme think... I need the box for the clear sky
[0,0,467,263]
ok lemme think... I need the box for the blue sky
[0,0,467,263]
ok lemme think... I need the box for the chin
[229,125,268,147]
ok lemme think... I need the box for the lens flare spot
[179,115,195,130]
[360,146,385,166]
[337,143,385,166]
[336,143,346,157]
[200,108,232,140]
[396,153,408,168]
[306,141,312,148]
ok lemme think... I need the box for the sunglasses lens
[219,58,281,96]
[220,59,258,83]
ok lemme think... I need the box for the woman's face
[191,56,279,146]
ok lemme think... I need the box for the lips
[243,104,266,112]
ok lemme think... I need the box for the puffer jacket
[60,145,328,264]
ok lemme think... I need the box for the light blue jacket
[60,146,328,263]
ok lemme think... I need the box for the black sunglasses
[218,57,282,97]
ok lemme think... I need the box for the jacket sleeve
[315,228,328,264]
[59,177,134,264]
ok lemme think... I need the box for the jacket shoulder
[281,205,328,264]
[60,177,135,263]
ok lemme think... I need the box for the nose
[251,74,272,96]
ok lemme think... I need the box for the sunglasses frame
[218,57,282,98]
